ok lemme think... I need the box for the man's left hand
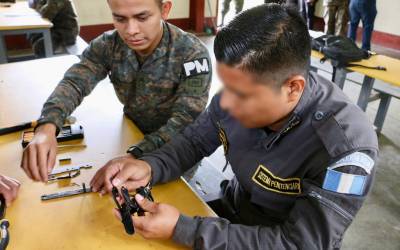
[113,193,180,239]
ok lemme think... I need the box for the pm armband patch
[183,58,210,77]
[252,165,301,195]
[323,152,375,196]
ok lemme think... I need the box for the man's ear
[161,1,172,20]
[283,75,306,103]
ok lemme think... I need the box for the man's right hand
[20,123,57,182]
[90,154,152,195]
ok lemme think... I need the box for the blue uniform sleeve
[171,150,378,250]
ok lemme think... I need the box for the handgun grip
[121,209,135,235]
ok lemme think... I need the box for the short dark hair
[214,4,311,86]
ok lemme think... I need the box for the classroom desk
[0,1,53,64]
[0,55,216,250]
[311,49,400,133]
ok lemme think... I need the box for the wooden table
[0,1,53,63]
[0,55,216,250]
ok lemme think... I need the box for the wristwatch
[126,146,143,159]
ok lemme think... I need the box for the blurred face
[108,0,172,56]
[218,63,305,130]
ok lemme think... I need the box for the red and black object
[21,124,84,148]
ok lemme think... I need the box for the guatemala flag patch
[322,152,375,196]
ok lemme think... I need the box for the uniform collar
[263,73,315,150]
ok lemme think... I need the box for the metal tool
[49,164,92,176]
[41,183,92,201]
[0,195,9,250]
[0,116,76,136]
[48,164,92,182]
[57,144,87,149]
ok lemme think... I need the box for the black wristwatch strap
[127,146,143,158]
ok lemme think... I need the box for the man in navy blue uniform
[91,4,379,249]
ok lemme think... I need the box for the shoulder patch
[322,152,374,196]
[183,58,210,78]
[252,165,301,195]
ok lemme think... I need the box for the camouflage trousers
[324,0,349,36]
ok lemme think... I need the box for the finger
[3,176,21,186]
[99,188,107,196]
[37,146,48,182]
[21,150,33,180]
[135,194,158,213]
[27,147,40,181]
[89,168,101,188]
[132,215,147,232]
[103,164,123,192]
[111,164,137,189]
[0,182,12,207]
[47,145,57,174]
[1,178,18,202]
[90,168,107,192]
[122,181,142,192]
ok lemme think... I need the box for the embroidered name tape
[252,165,301,195]
[183,58,210,77]
[323,152,375,196]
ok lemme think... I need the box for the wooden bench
[310,49,400,134]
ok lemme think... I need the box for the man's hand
[113,194,180,239]
[0,175,21,207]
[90,154,152,195]
[21,123,57,182]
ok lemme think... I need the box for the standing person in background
[348,0,377,51]
[323,0,349,36]
[307,0,318,29]
[28,0,79,57]
[220,0,244,26]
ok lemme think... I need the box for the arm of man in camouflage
[133,53,212,154]
[37,33,110,131]
[35,0,67,21]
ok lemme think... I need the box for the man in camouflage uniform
[20,0,212,183]
[220,0,244,26]
[323,0,349,36]
[28,0,79,57]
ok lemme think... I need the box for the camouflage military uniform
[37,22,212,154]
[30,0,79,56]
[323,0,349,36]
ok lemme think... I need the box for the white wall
[72,0,215,26]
